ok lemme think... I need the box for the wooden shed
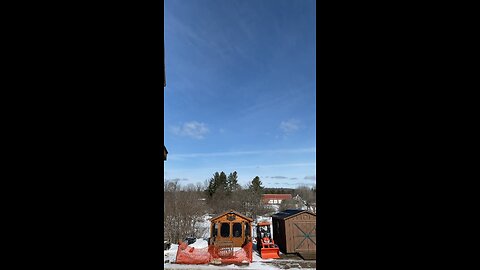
[209,210,253,248]
[272,209,316,258]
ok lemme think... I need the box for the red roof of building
[262,194,292,200]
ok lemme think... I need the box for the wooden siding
[273,211,316,254]
[285,214,316,253]
[210,212,252,247]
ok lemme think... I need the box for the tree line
[164,171,272,243]
[164,171,316,243]
[164,181,207,244]
[263,187,295,194]
[204,171,272,221]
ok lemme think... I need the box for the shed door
[292,222,316,252]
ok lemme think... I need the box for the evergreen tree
[206,172,221,198]
[227,171,240,193]
[246,176,265,220]
[249,176,264,194]
[230,171,240,191]
[219,171,227,192]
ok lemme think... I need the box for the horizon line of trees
[164,171,316,243]
[204,171,270,220]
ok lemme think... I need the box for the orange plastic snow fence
[175,241,252,265]
[175,242,212,264]
[210,242,253,264]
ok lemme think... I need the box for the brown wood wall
[285,213,316,253]
[210,214,252,247]
[273,213,316,254]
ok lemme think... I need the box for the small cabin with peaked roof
[209,210,253,247]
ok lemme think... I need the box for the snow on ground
[270,204,281,213]
[163,262,297,269]
[190,238,209,248]
[164,242,179,264]
[195,214,213,239]
[163,213,316,269]
[164,238,314,270]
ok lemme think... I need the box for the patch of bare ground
[261,253,316,269]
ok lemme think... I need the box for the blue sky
[164,0,316,188]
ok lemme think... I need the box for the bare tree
[293,185,317,213]
[279,199,302,212]
[164,180,209,243]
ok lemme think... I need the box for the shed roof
[272,209,316,220]
[210,209,254,222]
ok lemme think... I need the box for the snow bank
[195,214,212,239]
[164,237,314,269]
[164,261,315,270]
[189,238,208,248]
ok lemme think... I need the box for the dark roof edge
[272,210,316,220]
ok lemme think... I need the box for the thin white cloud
[236,163,316,169]
[168,178,189,182]
[277,182,316,187]
[169,147,316,159]
[171,121,209,139]
[304,175,316,180]
[280,119,300,134]
[169,162,316,174]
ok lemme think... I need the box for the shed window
[233,223,242,238]
[220,223,230,237]
[212,223,218,237]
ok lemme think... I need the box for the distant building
[262,194,292,205]
[292,194,316,213]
